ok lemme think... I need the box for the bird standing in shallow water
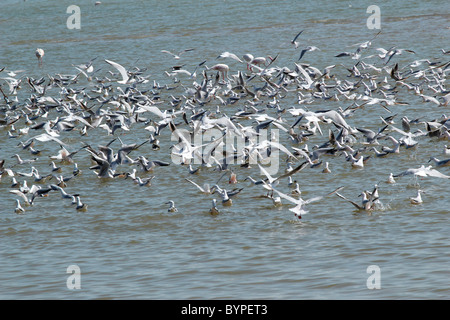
[35,48,44,67]
[229,171,237,184]
[209,63,229,82]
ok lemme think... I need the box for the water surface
[0,0,449,299]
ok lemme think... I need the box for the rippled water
[1,0,449,299]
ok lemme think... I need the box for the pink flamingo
[209,63,229,81]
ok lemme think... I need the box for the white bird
[272,186,344,219]
[51,184,76,199]
[394,165,450,179]
[10,189,31,206]
[350,155,365,169]
[104,59,130,84]
[291,30,304,49]
[134,176,155,187]
[160,48,194,60]
[444,145,450,155]
[15,199,25,214]
[166,200,178,212]
[29,133,67,146]
[298,46,320,61]
[387,173,396,184]
[35,48,44,67]
[217,189,233,206]
[335,191,374,211]
[185,178,212,194]
[50,161,62,172]
[217,51,243,63]
[410,190,424,204]
[209,199,220,215]
[75,196,88,211]
[322,162,331,173]
[428,156,450,167]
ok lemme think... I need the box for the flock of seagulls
[1,30,449,220]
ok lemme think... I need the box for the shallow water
[0,0,449,299]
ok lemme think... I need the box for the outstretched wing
[105,59,129,84]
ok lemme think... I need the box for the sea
[0,0,449,300]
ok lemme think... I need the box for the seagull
[387,173,396,184]
[10,189,31,206]
[335,191,375,211]
[50,184,77,199]
[270,195,283,207]
[298,46,320,61]
[185,178,212,194]
[444,145,450,155]
[166,200,178,212]
[50,161,62,172]
[19,180,30,194]
[75,196,88,211]
[161,48,194,60]
[322,162,331,173]
[291,30,304,49]
[356,125,388,144]
[28,133,67,147]
[394,165,450,179]
[428,157,450,167]
[350,155,365,169]
[134,176,155,187]
[104,59,130,84]
[257,161,309,192]
[272,186,344,219]
[209,199,220,215]
[15,199,25,214]
[410,190,424,205]
[217,189,233,206]
[29,186,53,205]
[11,154,38,166]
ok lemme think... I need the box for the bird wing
[218,51,243,63]
[298,49,307,61]
[306,186,345,204]
[292,30,304,44]
[265,140,297,159]
[9,190,30,204]
[258,164,276,184]
[104,59,129,84]
[161,50,175,57]
[426,168,450,179]
[335,192,363,210]
[274,160,309,182]
[272,187,301,205]
[33,133,67,146]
